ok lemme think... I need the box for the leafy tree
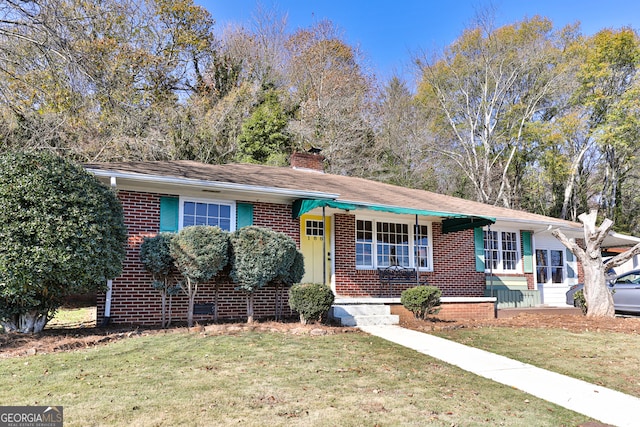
[170,226,229,327]
[0,0,216,161]
[580,29,640,231]
[237,88,292,164]
[140,233,179,327]
[0,151,126,333]
[229,226,298,323]
[286,20,374,175]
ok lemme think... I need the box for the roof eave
[87,168,339,201]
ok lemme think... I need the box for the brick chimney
[290,151,325,172]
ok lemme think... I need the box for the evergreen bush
[0,151,126,333]
[400,286,442,319]
[140,233,177,327]
[229,226,298,322]
[289,283,335,325]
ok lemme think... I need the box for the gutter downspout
[101,176,117,327]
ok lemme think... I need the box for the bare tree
[415,15,571,207]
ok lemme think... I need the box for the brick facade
[333,214,486,297]
[97,192,300,325]
[100,190,521,325]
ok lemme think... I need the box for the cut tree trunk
[552,210,614,317]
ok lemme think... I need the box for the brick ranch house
[85,153,640,326]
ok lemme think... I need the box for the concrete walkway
[360,325,640,427]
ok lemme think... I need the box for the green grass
[0,330,591,426]
[433,326,640,397]
[47,307,96,329]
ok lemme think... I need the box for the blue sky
[197,0,640,79]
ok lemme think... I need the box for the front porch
[331,296,497,326]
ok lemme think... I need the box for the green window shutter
[566,248,576,278]
[522,231,533,273]
[159,196,179,232]
[474,227,485,272]
[237,203,254,228]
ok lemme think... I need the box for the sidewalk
[359,325,640,427]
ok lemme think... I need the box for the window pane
[182,200,232,230]
[196,203,207,216]
[356,220,373,267]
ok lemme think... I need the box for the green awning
[292,198,494,233]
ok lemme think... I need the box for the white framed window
[484,229,520,272]
[356,220,373,267]
[355,218,432,271]
[179,197,236,231]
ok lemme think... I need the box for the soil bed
[2,311,639,359]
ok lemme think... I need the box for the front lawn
[0,329,591,426]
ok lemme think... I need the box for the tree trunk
[160,290,167,328]
[214,285,219,322]
[1,311,49,333]
[246,293,254,323]
[581,252,615,317]
[552,210,615,317]
[186,280,198,328]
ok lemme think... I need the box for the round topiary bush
[289,283,335,325]
[400,285,442,320]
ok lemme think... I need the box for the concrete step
[332,304,391,317]
[338,314,400,327]
[331,304,399,326]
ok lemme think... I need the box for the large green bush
[0,151,127,333]
[170,226,229,327]
[400,286,442,320]
[289,283,335,325]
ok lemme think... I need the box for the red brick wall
[97,193,299,325]
[391,302,495,321]
[333,215,486,297]
[251,201,300,245]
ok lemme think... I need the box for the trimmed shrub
[289,283,335,325]
[170,226,229,327]
[140,233,177,327]
[229,226,298,323]
[401,286,442,320]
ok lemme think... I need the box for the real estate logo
[0,406,63,427]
